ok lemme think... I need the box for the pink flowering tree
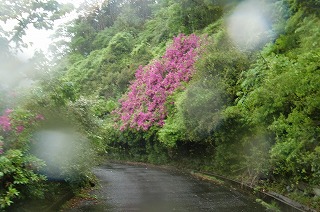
[0,109,45,153]
[114,34,201,131]
[0,109,46,209]
[0,109,12,132]
[0,109,13,154]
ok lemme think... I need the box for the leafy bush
[179,79,228,142]
[31,131,97,190]
[1,109,45,151]
[237,11,320,186]
[146,140,169,164]
[0,108,46,210]
[0,149,46,209]
[107,32,134,56]
[158,91,187,147]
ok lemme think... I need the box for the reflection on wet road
[74,163,264,212]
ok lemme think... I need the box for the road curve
[70,163,265,212]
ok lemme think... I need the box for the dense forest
[0,0,319,210]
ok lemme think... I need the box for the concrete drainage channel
[193,171,317,212]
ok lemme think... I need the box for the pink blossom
[114,34,201,131]
[5,109,13,115]
[0,114,11,131]
[35,114,45,121]
[16,125,25,133]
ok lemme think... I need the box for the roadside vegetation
[0,0,319,210]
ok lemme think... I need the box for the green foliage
[158,29,251,148]
[2,109,44,151]
[107,32,134,56]
[180,80,228,142]
[288,0,320,15]
[256,199,281,212]
[158,92,187,147]
[69,20,97,56]
[50,81,77,106]
[0,108,48,210]
[19,85,102,190]
[92,27,117,50]
[0,150,46,209]
[59,0,226,101]
[91,99,117,118]
[33,133,97,190]
[0,88,6,112]
[177,0,223,33]
[130,42,154,64]
[211,108,249,174]
[146,140,169,164]
[237,11,320,186]
[67,0,156,56]
[138,2,185,47]
[64,30,137,98]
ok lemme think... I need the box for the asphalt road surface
[71,163,265,212]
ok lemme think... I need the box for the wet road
[73,163,265,212]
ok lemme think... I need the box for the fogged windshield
[1,0,319,211]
